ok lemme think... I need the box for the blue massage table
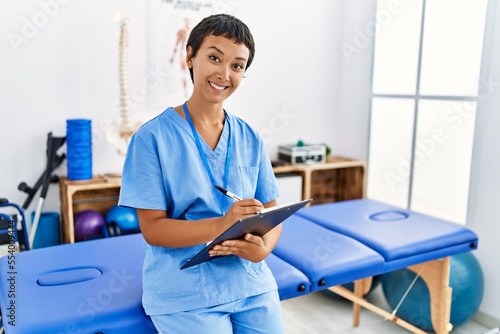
[0,199,478,334]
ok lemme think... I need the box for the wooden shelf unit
[272,156,366,205]
[59,176,121,244]
[59,157,365,243]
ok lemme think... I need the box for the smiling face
[186,34,250,106]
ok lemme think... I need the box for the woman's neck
[185,98,225,127]
[182,97,226,151]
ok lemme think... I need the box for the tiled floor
[281,287,492,334]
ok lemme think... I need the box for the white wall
[335,1,375,160]
[466,0,500,323]
[219,0,346,159]
[0,0,147,214]
[0,0,350,215]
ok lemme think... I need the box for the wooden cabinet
[59,175,121,244]
[272,156,366,205]
[59,157,365,243]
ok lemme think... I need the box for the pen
[215,185,243,201]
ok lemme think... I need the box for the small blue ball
[105,205,139,232]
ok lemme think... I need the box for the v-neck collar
[169,106,230,159]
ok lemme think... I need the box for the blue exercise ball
[74,210,105,241]
[105,205,139,232]
[382,252,484,332]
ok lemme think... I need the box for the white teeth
[210,82,225,90]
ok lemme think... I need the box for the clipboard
[180,199,312,270]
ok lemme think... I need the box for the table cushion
[266,253,310,300]
[0,234,156,334]
[272,215,385,292]
[297,199,478,271]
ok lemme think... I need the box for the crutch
[18,152,65,210]
[29,132,66,249]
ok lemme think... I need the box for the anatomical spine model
[106,13,141,155]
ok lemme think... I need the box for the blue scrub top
[119,107,281,315]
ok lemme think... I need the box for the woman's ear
[186,45,193,68]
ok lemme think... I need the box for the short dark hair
[186,14,255,82]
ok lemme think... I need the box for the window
[367,0,488,224]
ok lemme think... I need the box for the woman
[119,13,285,334]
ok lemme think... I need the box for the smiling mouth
[209,81,228,91]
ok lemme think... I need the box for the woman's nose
[217,65,230,81]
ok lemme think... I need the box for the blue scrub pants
[150,291,285,334]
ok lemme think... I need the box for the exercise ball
[382,252,484,331]
[106,205,139,233]
[74,210,105,241]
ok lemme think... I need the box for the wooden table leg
[353,277,373,326]
[408,257,453,334]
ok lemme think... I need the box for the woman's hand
[218,198,264,231]
[208,199,281,262]
[208,233,270,262]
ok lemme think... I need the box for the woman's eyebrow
[208,45,224,55]
[208,45,247,63]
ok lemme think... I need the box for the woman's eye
[209,55,219,62]
[233,64,244,70]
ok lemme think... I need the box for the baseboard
[474,310,500,329]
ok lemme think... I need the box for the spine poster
[146,0,219,110]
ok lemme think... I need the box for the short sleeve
[118,132,167,211]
